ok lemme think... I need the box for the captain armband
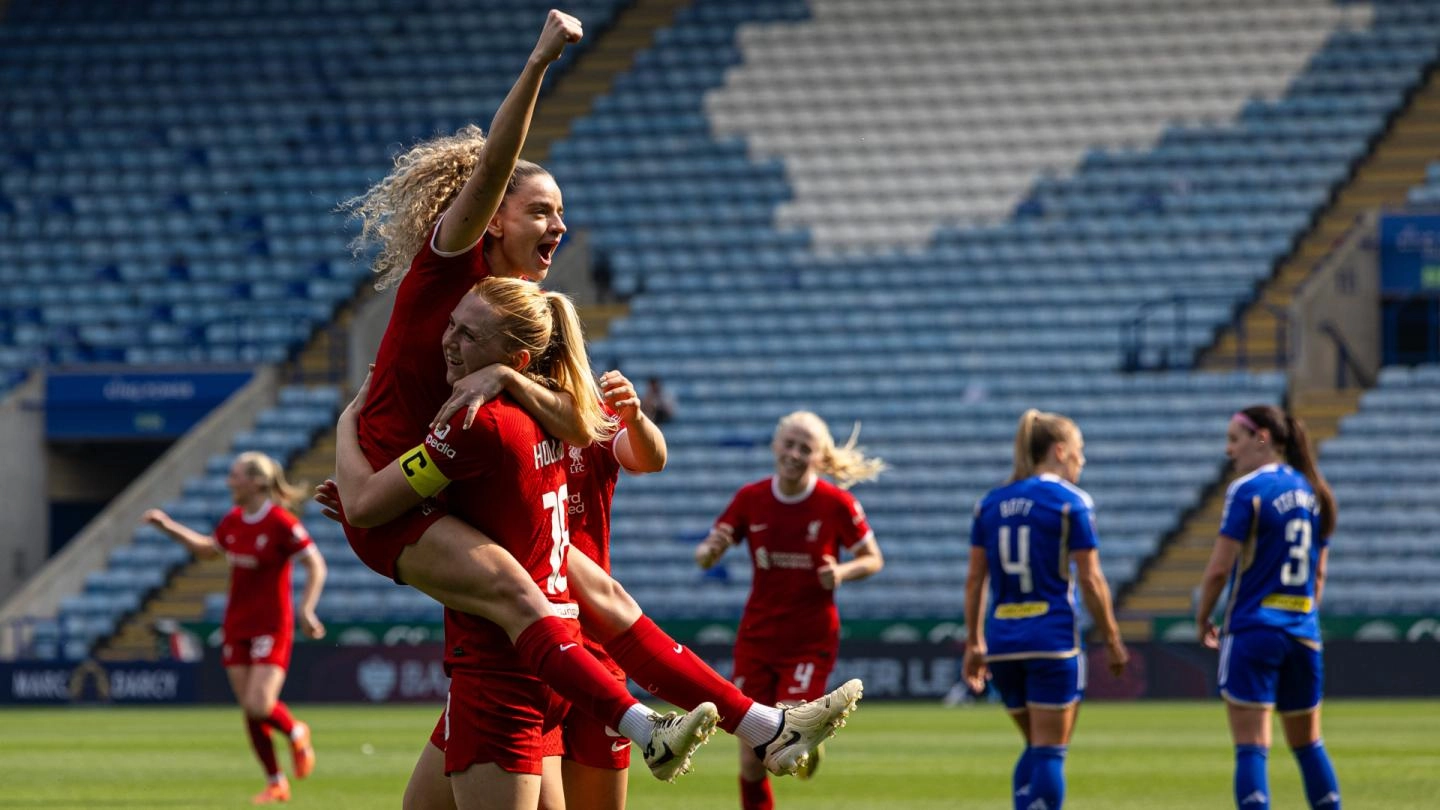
[400,445,451,498]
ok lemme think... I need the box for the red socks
[245,718,280,777]
[515,616,637,729]
[605,616,755,733]
[740,775,774,810]
[265,701,295,736]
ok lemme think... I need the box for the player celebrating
[328,7,862,792]
[962,410,1128,810]
[338,278,719,807]
[1195,405,1341,810]
[694,411,885,810]
[143,452,326,804]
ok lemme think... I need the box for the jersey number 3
[542,485,572,595]
[1280,518,1312,587]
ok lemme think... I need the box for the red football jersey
[213,502,313,639]
[716,477,874,649]
[358,226,490,469]
[412,396,574,673]
[564,430,623,572]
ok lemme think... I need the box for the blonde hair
[340,124,551,290]
[475,277,614,445]
[773,411,886,489]
[1010,409,1080,483]
[234,451,304,510]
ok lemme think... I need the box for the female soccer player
[331,7,860,792]
[1195,405,1341,810]
[143,452,327,804]
[962,410,1128,810]
[693,411,886,810]
[340,278,718,808]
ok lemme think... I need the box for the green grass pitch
[1,699,1434,808]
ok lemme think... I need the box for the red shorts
[342,498,447,583]
[561,640,631,770]
[732,639,835,706]
[221,631,293,669]
[428,667,570,775]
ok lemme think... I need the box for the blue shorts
[988,655,1085,712]
[1218,627,1323,713]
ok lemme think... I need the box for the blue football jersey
[1217,463,1327,641]
[971,474,1099,659]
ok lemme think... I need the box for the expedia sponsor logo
[425,433,457,459]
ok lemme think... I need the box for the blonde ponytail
[1009,409,1078,483]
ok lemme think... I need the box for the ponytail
[1237,405,1337,540]
[235,451,305,511]
[472,277,615,446]
[1283,414,1337,540]
[538,291,614,445]
[1010,409,1077,483]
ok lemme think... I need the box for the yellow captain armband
[400,444,451,498]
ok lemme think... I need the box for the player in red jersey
[325,8,864,797]
[335,278,719,809]
[695,411,887,810]
[552,370,666,810]
[144,452,326,804]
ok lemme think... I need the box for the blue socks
[1293,740,1341,808]
[1028,745,1067,809]
[1234,744,1269,808]
[1012,746,1036,810]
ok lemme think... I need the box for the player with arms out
[1195,405,1341,810]
[694,411,884,810]
[144,452,326,804]
[962,410,1127,810]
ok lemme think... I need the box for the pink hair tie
[1231,412,1260,432]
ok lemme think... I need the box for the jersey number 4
[541,486,572,595]
[998,525,1033,593]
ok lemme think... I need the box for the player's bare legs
[537,757,567,810]
[395,516,554,642]
[403,743,456,810]
[561,762,626,810]
[450,762,541,810]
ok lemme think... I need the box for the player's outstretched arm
[434,9,583,253]
[142,509,222,560]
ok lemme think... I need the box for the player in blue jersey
[1195,405,1341,810]
[963,409,1128,810]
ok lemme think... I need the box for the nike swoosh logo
[749,524,768,532]
[647,741,675,765]
[611,741,630,753]
[559,643,578,652]
[673,644,684,654]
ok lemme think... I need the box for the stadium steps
[96,557,227,661]
[522,0,693,163]
[1203,64,1440,370]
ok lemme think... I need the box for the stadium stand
[4,0,1439,660]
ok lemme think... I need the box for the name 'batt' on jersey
[971,474,1099,660]
[1217,463,1326,642]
